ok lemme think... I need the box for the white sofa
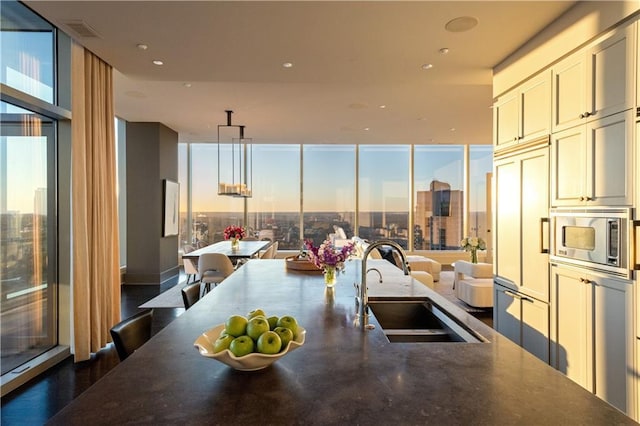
[411,271,434,289]
[351,237,440,285]
[406,255,441,282]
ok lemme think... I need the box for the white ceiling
[25,1,576,145]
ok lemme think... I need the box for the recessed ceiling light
[282,62,293,68]
[137,43,148,50]
[450,127,456,132]
[439,48,450,54]
[421,63,433,70]
[152,60,163,66]
[445,16,479,33]
[379,105,386,109]
[363,127,370,131]
[183,83,192,88]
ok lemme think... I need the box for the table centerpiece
[304,238,354,287]
[224,225,246,251]
[460,236,486,264]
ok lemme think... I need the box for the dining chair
[181,282,202,309]
[196,240,208,249]
[110,309,154,361]
[198,253,235,293]
[182,245,199,284]
[260,241,279,259]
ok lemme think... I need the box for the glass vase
[231,237,240,251]
[470,249,478,264]
[323,266,337,287]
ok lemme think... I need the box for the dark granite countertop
[49,259,636,425]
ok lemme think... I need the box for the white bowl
[194,323,306,371]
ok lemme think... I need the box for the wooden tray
[285,255,323,273]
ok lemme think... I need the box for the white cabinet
[494,70,551,151]
[551,50,587,132]
[551,109,634,206]
[637,19,640,111]
[494,140,549,302]
[550,263,634,415]
[494,283,549,363]
[552,22,636,133]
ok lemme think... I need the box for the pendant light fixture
[217,110,252,197]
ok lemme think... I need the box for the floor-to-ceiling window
[190,143,243,246]
[178,143,189,248]
[247,145,300,249]
[0,1,58,375]
[469,145,493,243]
[414,145,464,250]
[358,145,411,249]
[180,142,491,253]
[303,145,356,246]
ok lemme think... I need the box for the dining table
[182,239,273,263]
[47,259,635,425]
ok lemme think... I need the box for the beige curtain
[71,42,121,361]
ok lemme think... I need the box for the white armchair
[453,260,493,308]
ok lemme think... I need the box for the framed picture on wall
[163,179,179,237]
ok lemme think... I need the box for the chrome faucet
[355,240,410,330]
[367,267,383,283]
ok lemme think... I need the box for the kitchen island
[49,259,636,425]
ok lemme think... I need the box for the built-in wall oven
[550,207,635,278]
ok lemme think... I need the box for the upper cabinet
[494,70,551,151]
[552,22,636,133]
[551,50,587,132]
[551,109,634,207]
[549,21,636,207]
[637,20,640,113]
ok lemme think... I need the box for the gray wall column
[125,122,179,285]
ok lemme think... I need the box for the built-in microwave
[550,208,633,277]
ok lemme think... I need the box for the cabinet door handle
[540,218,549,254]
[579,277,592,284]
[579,111,592,119]
[521,296,534,304]
[504,290,521,300]
[633,220,640,271]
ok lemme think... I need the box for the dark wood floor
[1,276,185,425]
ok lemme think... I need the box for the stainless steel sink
[368,299,486,343]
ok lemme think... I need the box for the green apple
[229,335,254,357]
[225,315,248,337]
[276,315,298,337]
[256,331,282,354]
[247,308,266,320]
[246,317,270,341]
[274,326,294,350]
[267,315,279,330]
[212,334,235,353]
